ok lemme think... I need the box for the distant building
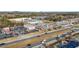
[2,27,12,34]
[56,21,69,25]
[8,18,32,22]
[34,16,48,20]
[70,18,79,24]
[24,19,43,25]
[24,24,36,31]
[13,26,27,35]
[35,23,53,30]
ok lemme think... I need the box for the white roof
[24,24,36,30]
[27,20,43,24]
[8,18,31,22]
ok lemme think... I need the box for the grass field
[73,24,79,28]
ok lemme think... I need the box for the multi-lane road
[0,28,71,48]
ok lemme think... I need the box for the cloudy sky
[0,0,79,11]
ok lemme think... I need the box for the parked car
[0,43,6,46]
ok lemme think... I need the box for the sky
[0,0,79,12]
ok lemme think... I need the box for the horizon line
[0,11,79,12]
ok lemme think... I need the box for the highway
[28,28,79,48]
[0,31,43,43]
[0,28,71,48]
